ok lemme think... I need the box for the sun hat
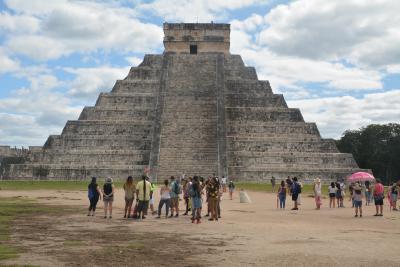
[105,177,113,184]
[353,183,362,190]
[316,178,321,183]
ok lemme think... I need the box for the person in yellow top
[123,176,136,218]
[136,175,152,219]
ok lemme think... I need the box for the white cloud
[287,90,400,138]
[65,66,130,99]
[138,0,267,22]
[0,11,40,33]
[257,0,400,68]
[125,56,143,66]
[3,0,163,61]
[238,48,382,96]
[0,48,19,73]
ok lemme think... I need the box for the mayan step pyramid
[6,23,360,182]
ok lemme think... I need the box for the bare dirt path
[2,189,400,266]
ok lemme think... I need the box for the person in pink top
[373,179,384,216]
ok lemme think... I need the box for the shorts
[391,194,398,202]
[125,197,134,206]
[354,200,362,208]
[292,193,298,201]
[103,196,114,202]
[192,197,202,209]
[374,198,383,206]
[149,198,154,205]
[329,193,336,198]
[137,200,149,213]
[171,197,179,207]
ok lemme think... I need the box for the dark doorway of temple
[190,45,197,54]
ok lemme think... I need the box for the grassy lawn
[0,197,73,262]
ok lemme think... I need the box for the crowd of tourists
[276,175,400,217]
[87,173,399,222]
[86,174,235,224]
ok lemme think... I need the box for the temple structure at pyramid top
[0,22,362,182]
[163,23,230,54]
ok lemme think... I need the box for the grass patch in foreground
[0,244,19,260]
[63,240,84,247]
[0,197,73,262]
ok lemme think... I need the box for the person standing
[271,176,276,193]
[87,177,101,216]
[390,182,398,211]
[228,180,235,200]
[373,179,384,216]
[277,180,287,209]
[182,178,190,215]
[191,176,203,224]
[328,182,337,208]
[314,178,322,210]
[221,176,227,193]
[156,179,171,218]
[136,175,151,219]
[102,177,115,219]
[353,183,363,217]
[123,176,135,218]
[364,180,371,206]
[290,177,300,210]
[169,176,181,217]
[207,177,219,221]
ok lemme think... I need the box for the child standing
[277,181,287,209]
[353,183,363,217]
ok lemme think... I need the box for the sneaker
[360,215,362,217]
[208,218,214,221]
[87,214,91,216]
[169,214,174,218]
[374,214,379,216]
[175,214,179,217]
[354,215,358,217]
[123,215,126,218]
[109,216,112,219]
[156,216,160,219]
[205,214,209,217]
[379,214,383,216]
[104,216,107,219]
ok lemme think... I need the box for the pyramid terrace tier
[32,150,149,165]
[95,93,156,108]
[228,167,364,183]
[43,135,152,150]
[79,107,155,121]
[224,80,274,96]
[226,122,321,137]
[226,107,304,122]
[228,151,357,168]
[7,164,147,180]
[60,120,154,136]
[228,138,338,153]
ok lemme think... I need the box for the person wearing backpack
[87,177,101,216]
[102,177,115,219]
[291,177,300,210]
[169,176,181,217]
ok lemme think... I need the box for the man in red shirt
[373,179,384,216]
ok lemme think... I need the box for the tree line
[336,123,400,185]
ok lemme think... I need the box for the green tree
[336,123,400,185]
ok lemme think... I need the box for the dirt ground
[1,188,400,267]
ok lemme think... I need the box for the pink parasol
[347,172,375,182]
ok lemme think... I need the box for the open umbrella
[347,172,375,182]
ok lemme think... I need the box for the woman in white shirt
[328,182,337,208]
[156,179,171,218]
[314,178,322,210]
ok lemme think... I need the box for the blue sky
[0,0,399,147]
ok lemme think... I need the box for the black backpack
[296,182,302,194]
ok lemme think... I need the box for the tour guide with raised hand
[136,175,152,219]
